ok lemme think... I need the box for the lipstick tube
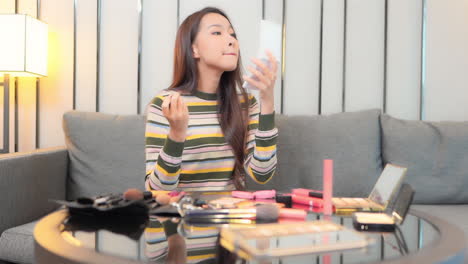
[292,188,323,198]
[279,208,307,220]
[292,194,324,208]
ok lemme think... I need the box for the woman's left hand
[243,50,278,114]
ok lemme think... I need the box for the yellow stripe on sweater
[187,254,216,261]
[186,133,224,140]
[255,145,276,152]
[248,167,273,185]
[187,101,218,106]
[182,224,218,231]
[145,227,164,233]
[240,95,255,103]
[155,95,165,101]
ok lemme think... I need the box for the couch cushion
[63,111,146,199]
[0,221,37,264]
[381,114,468,203]
[247,109,383,197]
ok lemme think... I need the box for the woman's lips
[224,53,237,56]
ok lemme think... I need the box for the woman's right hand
[161,92,189,142]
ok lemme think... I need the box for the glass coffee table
[34,199,466,264]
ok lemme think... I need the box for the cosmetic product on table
[220,220,374,260]
[323,159,334,216]
[332,164,407,215]
[352,183,415,232]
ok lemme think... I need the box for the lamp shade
[0,14,48,77]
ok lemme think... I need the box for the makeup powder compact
[352,183,415,232]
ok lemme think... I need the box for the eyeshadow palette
[220,220,374,260]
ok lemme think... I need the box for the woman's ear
[192,44,200,59]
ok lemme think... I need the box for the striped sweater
[144,89,278,192]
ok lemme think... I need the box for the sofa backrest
[62,109,468,204]
[63,109,384,199]
[247,109,384,198]
[63,111,146,199]
[381,114,468,204]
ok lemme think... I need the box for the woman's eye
[212,31,221,35]
[230,33,237,39]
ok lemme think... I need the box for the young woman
[145,7,278,192]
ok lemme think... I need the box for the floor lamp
[0,14,48,153]
[0,75,10,153]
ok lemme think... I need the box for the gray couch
[0,109,467,263]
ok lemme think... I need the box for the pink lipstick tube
[292,188,323,198]
[231,191,255,199]
[292,194,324,208]
[253,190,276,199]
[279,208,307,220]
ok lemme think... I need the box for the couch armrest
[0,146,68,235]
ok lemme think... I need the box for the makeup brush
[184,204,280,222]
[123,188,152,200]
[122,188,176,205]
[185,218,257,225]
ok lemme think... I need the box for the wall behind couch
[1,0,468,152]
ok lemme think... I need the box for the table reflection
[144,216,220,264]
[66,211,439,264]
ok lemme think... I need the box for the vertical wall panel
[0,1,14,151]
[8,77,15,152]
[386,0,422,120]
[283,0,321,115]
[0,1,16,152]
[263,0,283,114]
[39,0,74,148]
[17,78,37,152]
[17,0,38,152]
[99,0,139,114]
[0,1,15,12]
[345,0,385,112]
[179,0,262,102]
[0,77,4,149]
[424,0,468,121]
[140,0,178,114]
[75,0,98,112]
[321,0,344,115]
[18,0,37,16]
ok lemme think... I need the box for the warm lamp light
[0,14,48,77]
[0,14,48,153]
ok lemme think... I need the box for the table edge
[375,208,466,264]
[34,209,144,264]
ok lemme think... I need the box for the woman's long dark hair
[168,7,249,190]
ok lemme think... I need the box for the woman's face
[192,13,239,72]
